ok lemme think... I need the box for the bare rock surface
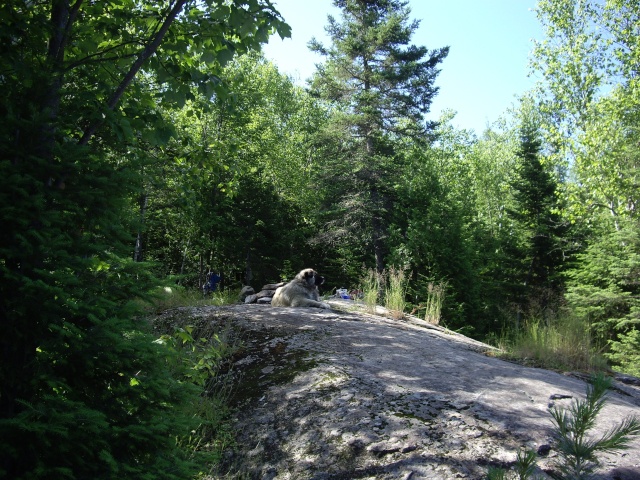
[154,301,640,479]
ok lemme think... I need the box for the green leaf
[201,50,216,65]
[217,48,235,66]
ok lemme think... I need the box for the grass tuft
[424,281,447,325]
[359,267,409,319]
[360,268,382,314]
[495,313,607,373]
[384,267,408,320]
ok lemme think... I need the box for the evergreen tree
[566,215,640,374]
[308,0,448,272]
[507,120,566,316]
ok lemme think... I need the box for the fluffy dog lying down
[271,268,331,309]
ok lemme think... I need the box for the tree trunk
[372,215,386,274]
[244,249,253,286]
[133,193,147,262]
[179,239,190,281]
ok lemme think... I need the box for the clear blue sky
[262,0,543,134]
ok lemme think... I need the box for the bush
[0,307,202,479]
[606,328,640,377]
[156,321,242,469]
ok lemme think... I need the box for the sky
[262,0,544,134]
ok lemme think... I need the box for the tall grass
[359,267,409,319]
[424,281,447,325]
[498,313,606,372]
[360,268,382,314]
[385,267,408,320]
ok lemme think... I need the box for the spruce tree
[308,0,448,272]
[566,215,640,373]
[508,120,566,316]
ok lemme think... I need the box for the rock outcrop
[154,301,640,480]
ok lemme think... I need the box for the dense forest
[1,0,639,478]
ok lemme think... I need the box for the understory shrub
[605,328,640,377]
[154,318,242,470]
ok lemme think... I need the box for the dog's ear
[304,269,313,278]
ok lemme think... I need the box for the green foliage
[0,262,203,478]
[606,329,640,377]
[0,0,288,477]
[4,1,640,476]
[487,466,509,480]
[140,54,325,289]
[486,448,538,480]
[388,130,484,333]
[529,0,640,376]
[532,0,606,153]
[156,324,239,388]
[507,117,567,315]
[0,133,203,477]
[153,320,241,469]
[514,449,538,479]
[550,374,640,479]
[565,216,640,374]
[141,285,237,314]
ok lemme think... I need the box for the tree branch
[78,0,188,146]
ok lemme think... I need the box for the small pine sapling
[550,373,640,479]
[485,374,640,480]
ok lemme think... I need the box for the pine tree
[309,0,448,272]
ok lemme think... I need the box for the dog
[271,268,331,309]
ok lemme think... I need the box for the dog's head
[296,268,325,287]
